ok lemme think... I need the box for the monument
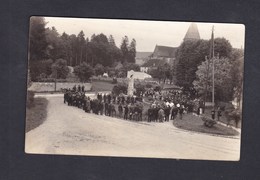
[127,70,135,96]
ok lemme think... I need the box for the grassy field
[173,113,239,136]
[91,81,116,92]
[26,97,48,132]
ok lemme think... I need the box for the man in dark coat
[164,106,171,121]
[148,108,152,122]
[107,94,111,104]
[98,101,104,115]
[105,102,109,116]
[118,103,123,118]
[124,105,129,120]
[108,103,112,116]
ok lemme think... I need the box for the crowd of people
[63,86,145,121]
[63,84,205,123]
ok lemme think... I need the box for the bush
[74,62,94,82]
[112,83,128,95]
[201,116,216,128]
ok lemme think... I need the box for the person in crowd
[179,105,184,120]
[118,103,123,118]
[72,85,77,92]
[164,105,171,122]
[124,104,129,120]
[107,94,111,104]
[77,85,81,92]
[103,94,107,103]
[98,101,104,115]
[158,107,165,122]
[148,107,152,122]
[105,101,109,116]
[217,107,222,121]
[211,108,216,120]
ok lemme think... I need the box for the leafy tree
[51,59,69,79]
[108,35,116,46]
[68,34,78,66]
[120,36,129,63]
[112,83,128,95]
[176,39,210,89]
[213,38,233,59]
[29,16,48,62]
[74,62,94,82]
[193,57,233,102]
[148,68,163,81]
[128,38,136,63]
[94,63,105,76]
[77,30,86,65]
[45,27,65,60]
[29,17,49,80]
[230,49,244,108]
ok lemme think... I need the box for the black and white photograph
[25,17,245,161]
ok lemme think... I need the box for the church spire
[183,23,200,41]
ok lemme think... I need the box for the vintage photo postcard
[25,17,245,161]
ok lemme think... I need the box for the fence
[28,82,92,92]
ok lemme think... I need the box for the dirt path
[25,96,241,161]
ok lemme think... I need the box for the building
[141,23,200,74]
[127,70,152,80]
[135,52,152,66]
[183,23,200,41]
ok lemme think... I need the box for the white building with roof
[127,70,152,80]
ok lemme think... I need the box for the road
[25,95,241,161]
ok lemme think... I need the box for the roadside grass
[26,97,48,133]
[91,81,116,92]
[173,113,239,136]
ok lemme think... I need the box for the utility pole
[203,55,210,112]
[211,26,215,109]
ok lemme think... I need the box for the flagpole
[212,26,215,109]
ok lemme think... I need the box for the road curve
[25,96,241,161]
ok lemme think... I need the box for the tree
[176,39,210,89]
[193,57,233,102]
[29,16,48,62]
[74,62,94,82]
[77,31,86,65]
[112,83,128,95]
[29,17,49,80]
[69,34,78,66]
[120,36,129,64]
[51,59,70,79]
[108,35,116,46]
[213,38,233,59]
[230,49,244,109]
[45,27,65,60]
[128,38,136,63]
[94,63,105,76]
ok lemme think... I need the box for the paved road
[25,96,241,161]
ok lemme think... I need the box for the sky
[44,17,245,52]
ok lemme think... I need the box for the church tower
[183,23,200,41]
